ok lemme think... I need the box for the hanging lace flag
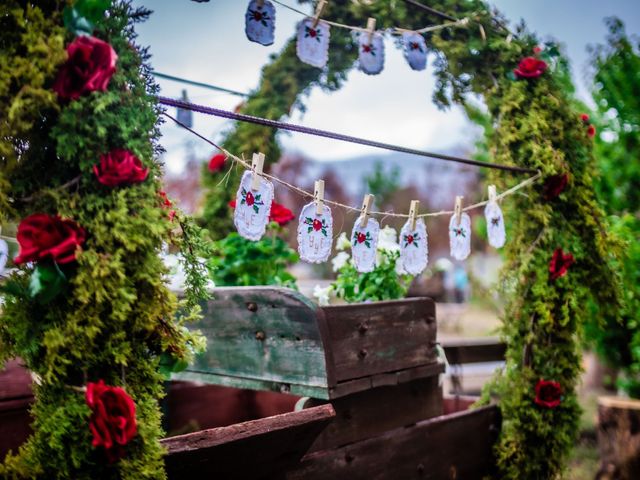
[400,218,428,275]
[449,213,471,261]
[298,202,333,263]
[245,0,276,46]
[0,239,8,274]
[485,201,506,248]
[296,19,330,68]
[176,89,193,128]
[350,216,379,273]
[402,32,427,71]
[233,170,274,241]
[357,31,385,75]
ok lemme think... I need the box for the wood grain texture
[176,287,329,395]
[0,359,32,400]
[597,397,640,480]
[441,338,506,365]
[163,404,335,480]
[287,405,501,480]
[307,376,443,452]
[321,297,437,383]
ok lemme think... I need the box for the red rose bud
[93,149,149,187]
[269,201,295,226]
[549,248,574,281]
[587,124,596,138]
[14,214,86,265]
[159,191,172,207]
[53,36,117,101]
[534,379,562,409]
[580,113,590,123]
[228,199,237,209]
[86,380,137,463]
[514,57,548,79]
[543,173,568,200]
[208,153,227,173]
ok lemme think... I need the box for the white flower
[331,251,351,272]
[313,284,332,306]
[336,232,351,251]
[377,226,400,254]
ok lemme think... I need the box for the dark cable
[158,96,537,174]
[402,0,458,22]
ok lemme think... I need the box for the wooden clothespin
[366,17,376,44]
[256,0,265,7]
[454,196,464,226]
[488,185,497,203]
[312,0,327,29]
[251,152,265,191]
[360,194,374,228]
[409,200,419,231]
[314,180,325,216]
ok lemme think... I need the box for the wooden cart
[1,287,501,479]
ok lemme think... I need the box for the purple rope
[159,96,537,175]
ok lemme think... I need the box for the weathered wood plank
[163,404,335,480]
[287,405,501,480]
[321,298,437,383]
[307,376,443,452]
[0,397,33,461]
[442,338,505,365]
[0,359,32,400]
[176,287,329,393]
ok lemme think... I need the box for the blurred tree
[363,161,401,210]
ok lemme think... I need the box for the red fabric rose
[14,214,86,265]
[543,173,568,200]
[93,149,149,187]
[534,379,562,408]
[269,202,294,226]
[86,380,137,463]
[514,57,547,79]
[587,124,596,138]
[208,153,227,173]
[549,248,574,281]
[53,36,117,101]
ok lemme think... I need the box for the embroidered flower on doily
[304,25,322,42]
[403,232,421,248]
[304,217,328,236]
[352,230,373,248]
[240,187,265,214]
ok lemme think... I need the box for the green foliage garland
[0,2,209,478]
[200,1,622,477]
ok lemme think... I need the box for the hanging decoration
[245,0,276,46]
[233,157,274,241]
[402,32,427,71]
[449,196,471,261]
[0,238,8,274]
[296,18,330,68]
[357,19,384,75]
[399,201,428,275]
[351,217,379,273]
[298,180,333,263]
[484,185,505,249]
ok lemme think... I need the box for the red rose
[312,219,322,231]
[228,199,236,209]
[93,149,149,187]
[580,113,590,123]
[534,379,562,408]
[53,36,117,101]
[208,153,227,173]
[86,380,137,463]
[269,202,294,226]
[245,191,255,206]
[549,248,574,281]
[543,173,568,200]
[14,214,86,265]
[587,124,596,138]
[514,57,547,79]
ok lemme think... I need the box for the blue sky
[132,1,640,172]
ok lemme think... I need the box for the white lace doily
[297,202,333,263]
[0,239,8,273]
[449,213,471,260]
[233,170,274,241]
[402,32,427,71]
[485,201,506,248]
[350,216,380,273]
[400,218,428,275]
[245,0,276,46]
[296,19,330,68]
[357,31,385,75]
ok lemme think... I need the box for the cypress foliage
[0,2,208,478]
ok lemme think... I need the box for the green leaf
[75,0,111,22]
[253,205,259,213]
[28,263,67,304]
[307,227,313,233]
[63,6,95,35]
[506,70,517,81]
